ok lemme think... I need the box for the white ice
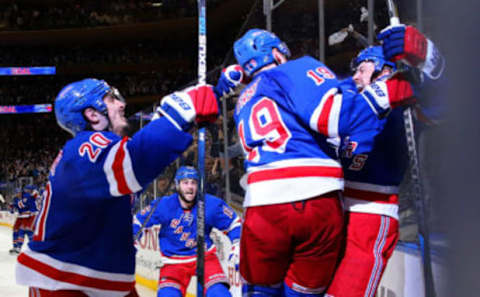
[0,225,155,297]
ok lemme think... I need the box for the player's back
[234,56,344,207]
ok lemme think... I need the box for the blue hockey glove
[214,64,245,99]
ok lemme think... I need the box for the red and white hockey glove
[378,25,445,79]
[214,64,246,99]
[378,25,427,66]
[362,73,416,118]
[157,84,219,131]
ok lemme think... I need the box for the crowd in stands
[0,73,182,107]
[0,114,67,194]
[0,0,224,31]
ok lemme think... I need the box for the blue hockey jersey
[133,193,241,263]
[234,56,387,207]
[340,65,445,219]
[16,191,38,218]
[16,117,193,297]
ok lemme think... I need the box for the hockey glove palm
[157,84,219,131]
[214,64,245,99]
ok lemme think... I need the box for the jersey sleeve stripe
[104,137,142,197]
[309,88,340,137]
[33,182,51,241]
[111,137,131,195]
[317,94,334,135]
[328,94,342,137]
[248,165,343,184]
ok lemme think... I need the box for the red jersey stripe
[317,95,334,136]
[248,166,343,184]
[344,187,399,204]
[112,137,130,195]
[17,253,134,291]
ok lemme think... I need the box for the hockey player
[9,186,38,255]
[15,78,219,297]
[214,28,418,297]
[325,25,445,297]
[133,166,241,297]
[21,185,39,241]
[9,188,22,254]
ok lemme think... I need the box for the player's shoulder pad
[271,55,339,101]
[160,193,177,204]
[270,56,324,78]
[205,193,225,205]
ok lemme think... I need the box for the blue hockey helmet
[351,46,396,73]
[234,28,291,76]
[174,166,199,186]
[54,78,113,136]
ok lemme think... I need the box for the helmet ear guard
[234,28,291,76]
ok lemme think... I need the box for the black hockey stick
[196,0,207,296]
[385,1,436,297]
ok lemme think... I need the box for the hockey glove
[214,64,245,99]
[158,84,219,131]
[377,25,426,66]
[378,25,445,80]
[362,73,416,118]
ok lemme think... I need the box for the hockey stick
[385,1,436,297]
[328,24,369,47]
[196,0,207,296]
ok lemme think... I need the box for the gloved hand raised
[378,24,445,79]
[377,25,427,67]
[362,73,416,118]
[157,84,219,131]
[214,64,245,99]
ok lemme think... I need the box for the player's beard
[178,190,196,209]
